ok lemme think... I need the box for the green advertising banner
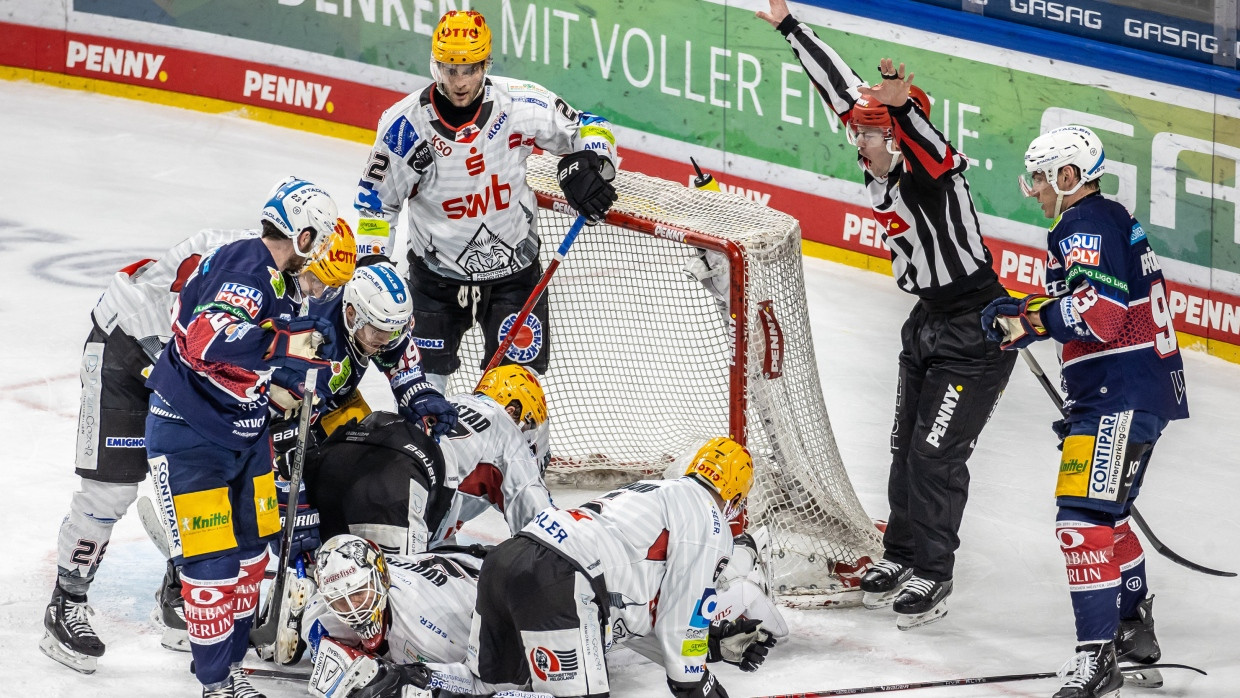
[74,0,1239,275]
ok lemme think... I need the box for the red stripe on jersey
[894,127,955,180]
[1062,299,1159,364]
[171,254,202,293]
[118,258,156,277]
[1077,289,1128,342]
[176,314,262,400]
[458,463,506,512]
[645,529,670,561]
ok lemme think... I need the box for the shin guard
[182,569,239,686]
[1114,517,1149,618]
[1057,519,1121,644]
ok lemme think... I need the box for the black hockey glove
[668,669,730,698]
[707,618,777,672]
[275,479,320,566]
[270,416,300,480]
[557,150,617,224]
[353,659,434,698]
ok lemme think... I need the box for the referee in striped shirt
[759,0,1017,628]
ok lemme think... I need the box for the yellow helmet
[685,437,755,508]
[307,218,357,287]
[476,365,547,432]
[431,10,492,65]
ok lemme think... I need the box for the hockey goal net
[443,153,881,596]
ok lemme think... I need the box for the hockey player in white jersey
[467,437,778,698]
[303,364,553,557]
[40,221,355,675]
[354,9,619,390]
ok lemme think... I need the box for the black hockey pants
[883,287,1017,582]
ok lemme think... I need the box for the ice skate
[859,558,912,610]
[202,680,235,698]
[152,559,190,652]
[230,665,267,698]
[39,585,105,674]
[1117,595,1161,688]
[893,576,951,630]
[1054,641,1122,698]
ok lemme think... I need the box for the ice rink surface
[1,80,1237,697]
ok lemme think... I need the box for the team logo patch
[382,115,419,158]
[215,282,263,318]
[1129,223,1147,245]
[499,312,544,363]
[268,268,287,298]
[456,225,516,279]
[327,358,352,393]
[688,588,720,628]
[1058,232,1102,267]
[529,647,578,682]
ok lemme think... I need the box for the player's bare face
[854,128,894,174]
[345,305,397,356]
[1028,172,1057,218]
[438,61,486,107]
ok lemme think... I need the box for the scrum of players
[40,9,787,698]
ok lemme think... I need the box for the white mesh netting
[442,153,882,594]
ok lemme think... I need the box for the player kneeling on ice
[40,187,355,676]
[468,437,777,698]
[981,126,1188,698]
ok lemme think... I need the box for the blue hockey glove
[275,479,320,566]
[980,295,1054,350]
[395,377,459,440]
[263,316,337,367]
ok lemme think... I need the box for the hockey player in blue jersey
[982,126,1189,698]
[143,176,345,698]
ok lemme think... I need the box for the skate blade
[39,631,98,674]
[1124,667,1163,688]
[896,602,948,630]
[862,589,900,610]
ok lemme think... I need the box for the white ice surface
[1,79,1237,697]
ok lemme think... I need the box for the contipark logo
[66,41,167,82]
[242,70,334,112]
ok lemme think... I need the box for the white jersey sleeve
[520,478,732,685]
[91,228,256,354]
[353,77,616,282]
[435,394,553,543]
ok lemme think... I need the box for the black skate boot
[859,558,912,609]
[1053,641,1122,698]
[153,560,190,652]
[39,585,105,674]
[1117,594,1162,688]
[893,576,952,630]
[230,664,267,698]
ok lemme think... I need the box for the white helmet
[261,176,339,260]
[343,263,413,355]
[314,535,390,645]
[1020,125,1106,200]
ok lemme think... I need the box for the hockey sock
[1057,509,1121,644]
[1114,517,1149,618]
[56,480,140,595]
[182,559,240,686]
[230,547,268,664]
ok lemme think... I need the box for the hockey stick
[475,215,587,389]
[238,665,553,696]
[755,663,1205,697]
[251,367,319,647]
[1018,348,1236,577]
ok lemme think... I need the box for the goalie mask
[429,10,492,104]
[1019,125,1106,218]
[685,436,754,520]
[261,176,339,261]
[342,263,413,357]
[315,535,391,648]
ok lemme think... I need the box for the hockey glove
[308,636,380,698]
[352,659,435,698]
[669,670,730,698]
[557,149,617,224]
[395,377,459,440]
[263,316,337,365]
[707,618,777,672]
[275,479,320,565]
[980,295,1055,350]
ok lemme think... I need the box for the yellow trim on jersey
[320,390,372,436]
[253,472,281,538]
[174,487,238,557]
